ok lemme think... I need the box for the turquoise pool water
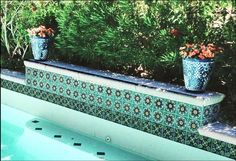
[1,104,148,160]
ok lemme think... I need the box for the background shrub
[1,0,235,125]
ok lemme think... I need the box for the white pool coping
[198,122,236,145]
[1,69,25,85]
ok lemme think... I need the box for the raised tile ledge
[1,69,25,85]
[198,122,236,145]
[24,59,225,106]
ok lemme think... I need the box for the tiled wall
[1,79,235,159]
[26,67,220,134]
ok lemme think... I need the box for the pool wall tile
[26,66,223,134]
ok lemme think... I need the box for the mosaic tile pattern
[25,67,220,133]
[1,79,235,160]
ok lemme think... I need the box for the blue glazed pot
[182,58,215,92]
[30,36,49,60]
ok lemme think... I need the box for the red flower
[179,42,223,59]
[170,29,181,37]
[198,54,205,59]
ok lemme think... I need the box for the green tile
[162,126,175,140]
[153,97,165,110]
[121,103,132,114]
[176,116,187,131]
[201,136,212,151]
[176,102,189,117]
[187,119,202,133]
[122,90,133,105]
[174,129,186,144]
[224,143,236,159]
[142,94,154,109]
[103,98,113,110]
[152,122,163,137]
[211,139,226,156]
[152,110,164,124]
[112,99,123,113]
[87,93,97,106]
[189,105,203,120]
[142,107,153,121]
[163,113,176,127]
[131,104,143,118]
[142,120,155,133]
[164,100,177,114]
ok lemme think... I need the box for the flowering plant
[27,25,54,38]
[179,43,223,60]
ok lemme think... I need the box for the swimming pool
[1,104,149,160]
[1,86,234,160]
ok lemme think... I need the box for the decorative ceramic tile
[163,113,176,127]
[142,120,155,133]
[188,119,201,133]
[153,97,164,110]
[174,129,186,144]
[142,107,153,121]
[164,100,176,114]
[211,139,226,156]
[162,126,175,140]
[224,143,236,159]
[152,122,163,137]
[189,105,203,120]
[176,117,187,131]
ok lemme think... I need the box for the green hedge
[1,0,236,125]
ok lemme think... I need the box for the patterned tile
[224,143,236,159]
[152,110,164,124]
[174,129,186,144]
[131,104,143,118]
[162,126,175,140]
[189,105,203,120]
[142,107,153,121]
[177,103,189,117]
[188,119,201,133]
[176,117,187,131]
[164,100,176,114]
[153,97,165,110]
[163,113,176,127]
[152,122,163,137]
[211,139,226,156]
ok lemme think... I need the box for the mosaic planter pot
[30,36,49,60]
[182,58,215,92]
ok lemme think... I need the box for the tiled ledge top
[198,122,236,145]
[24,59,225,100]
[1,69,25,85]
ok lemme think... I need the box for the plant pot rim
[30,35,49,39]
[183,57,214,62]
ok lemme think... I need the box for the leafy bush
[1,1,58,59]
[1,0,236,124]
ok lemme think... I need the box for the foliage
[0,0,58,59]
[1,0,236,124]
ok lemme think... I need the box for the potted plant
[179,43,223,92]
[27,25,54,60]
